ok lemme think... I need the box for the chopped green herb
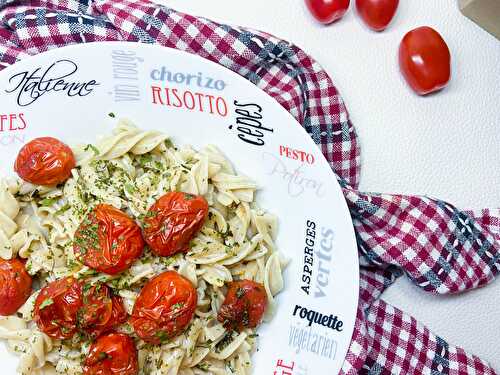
[98,351,110,361]
[108,112,116,118]
[242,310,250,327]
[172,302,184,310]
[82,283,92,294]
[236,287,245,299]
[39,197,58,207]
[124,183,136,194]
[55,204,71,215]
[138,154,153,167]
[164,139,174,149]
[196,363,211,371]
[84,144,100,156]
[39,298,54,310]
[155,330,170,343]
[215,332,234,353]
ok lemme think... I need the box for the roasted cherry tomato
[130,271,197,344]
[83,332,138,375]
[218,280,268,332]
[74,204,144,275]
[77,283,127,339]
[14,137,75,186]
[305,0,350,24]
[143,192,208,257]
[34,277,82,339]
[0,258,32,316]
[355,0,399,31]
[399,26,451,95]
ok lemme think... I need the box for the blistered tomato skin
[355,0,399,31]
[305,0,350,24]
[143,192,208,257]
[217,280,268,332]
[77,283,127,339]
[74,204,144,275]
[34,277,83,339]
[130,271,197,344]
[399,26,451,95]
[83,332,138,375]
[14,137,75,186]
[0,258,32,316]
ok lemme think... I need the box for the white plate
[0,42,358,374]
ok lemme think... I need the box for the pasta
[0,119,288,375]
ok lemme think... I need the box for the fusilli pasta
[0,119,287,375]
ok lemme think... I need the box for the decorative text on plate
[272,359,307,375]
[110,49,143,102]
[150,65,228,117]
[279,145,315,164]
[4,59,99,107]
[262,152,325,197]
[301,220,335,298]
[229,101,273,146]
[0,113,27,147]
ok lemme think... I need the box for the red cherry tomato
[74,204,144,275]
[0,258,32,316]
[355,0,399,31]
[77,283,127,339]
[83,332,138,375]
[34,277,83,339]
[305,0,350,24]
[130,271,197,344]
[217,280,268,332]
[399,26,451,95]
[14,137,75,186]
[143,192,208,257]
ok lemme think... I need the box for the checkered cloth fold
[0,1,498,374]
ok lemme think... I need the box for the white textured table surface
[159,0,500,369]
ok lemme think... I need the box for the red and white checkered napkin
[0,0,498,373]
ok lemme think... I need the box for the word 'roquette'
[5,59,99,106]
[293,305,343,332]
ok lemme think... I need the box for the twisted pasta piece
[0,181,51,271]
[95,119,170,161]
[0,180,21,259]
[0,317,54,375]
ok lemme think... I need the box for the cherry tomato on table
[399,26,451,95]
[130,271,197,344]
[0,258,32,316]
[83,332,138,375]
[74,204,144,275]
[14,137,75,186]
[143,192,208,257]
[34,277,83,339]
[305,0,350,24]
[355,0,399,31]
[217,280,268,332]
[77,283,127,339]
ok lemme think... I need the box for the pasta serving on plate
[0,119,288,375]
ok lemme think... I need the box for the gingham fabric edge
[0,1,499,374]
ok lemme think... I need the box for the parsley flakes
[39,298,54,310]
